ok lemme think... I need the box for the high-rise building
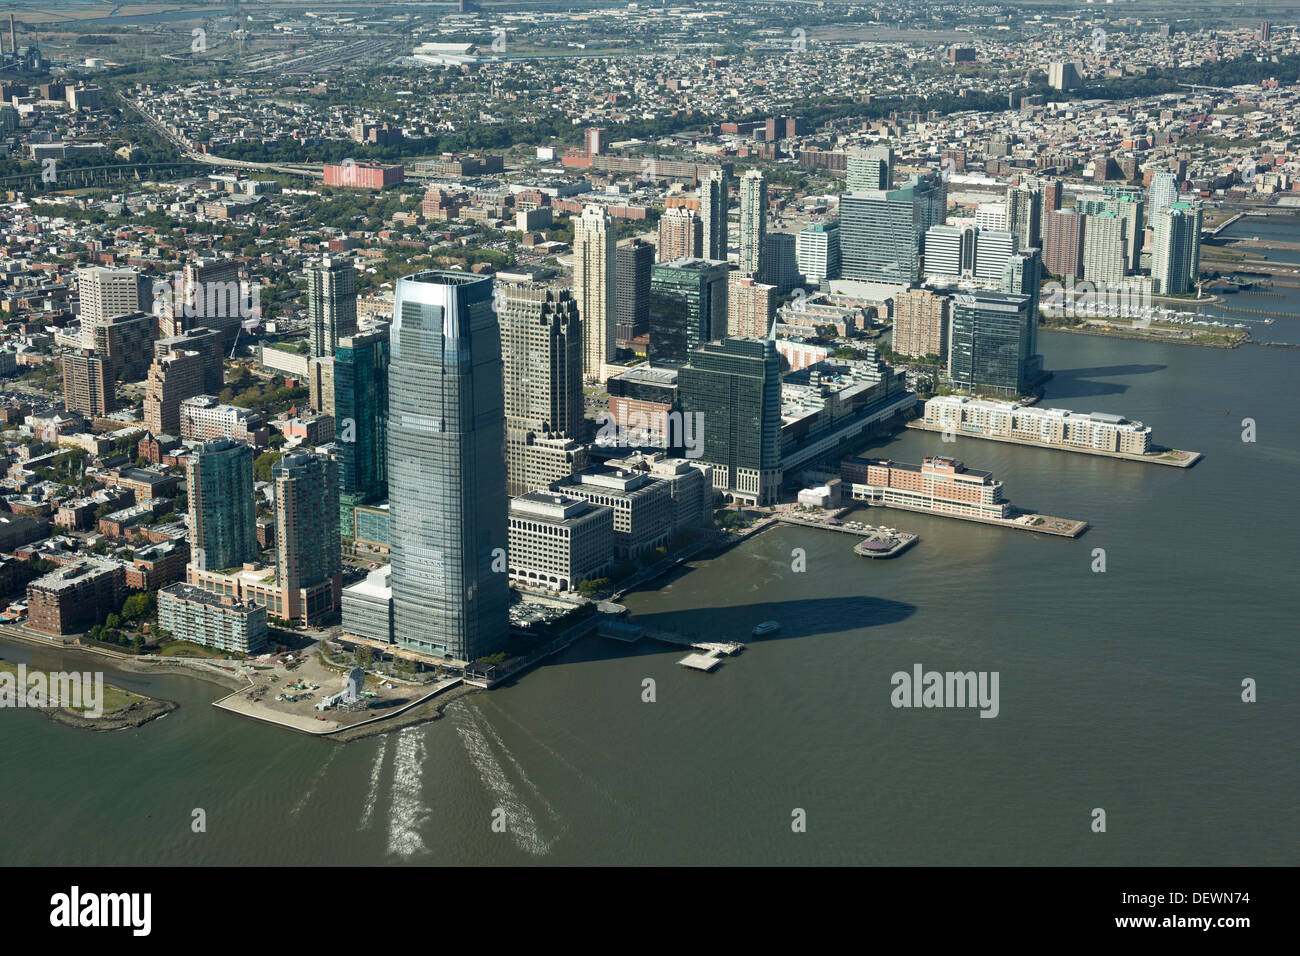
[1044,209,1086,278]
[948,290,1035,395]
[699,168,730,262]
[1151,202,1203,295]
[657,207,704,261]
[761,232,800,293]
[976,203,1008,233]
[739,169,767,277]
[186,438,257,573]
[846,145,893,191]
[1082,212,1127,286]
[388,271,509,661]
[334,325,389,513]
[573,204,617,384]
[648,258,730,368]
[179,258,245,342]
[155,327,223,395]
[1077,195,1144,273]
[797,221,841,285]
[144,349,205,434]
[306,257,358,359]
[1002,250,1043,382]
[974,230,1016,281]
[1147,171,1179,216]
[499,280,588,496]
[728,276,777,338]
[614,238,653,349]
[893,288,950,360]
[1048,61,1083,90]
[1007,184,1041,251]
[91,311,154,382]
[676,337,783,506]
[62,351,115,417]
[841,174,944,285]
[924,224,976,278]
[272,451,342,624]
[77,266,139,350]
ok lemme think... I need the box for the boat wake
[359,735,390,830]
[386,727,430,858]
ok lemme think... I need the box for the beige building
[892,288,950,360]
[144,350,205,434]
[728,276,777,338]
[507,491,614,592]
[573,204,617,383]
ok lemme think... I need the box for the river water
[1,327,1296,866]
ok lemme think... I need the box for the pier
[906,421,1202,468]
[598,619,745,675]
[774,511,919,557]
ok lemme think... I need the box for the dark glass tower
[388,271,509,661]
[648,258,729,368]
[334,325,390,506]
[948,289,1034,395]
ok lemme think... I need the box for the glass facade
[388,272,509,661]
[948,290,1033,395]
[187,439,256,572]
[334,325,389,507]
[648,258,729,368]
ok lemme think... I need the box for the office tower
[924,224,975,278]
[186,438,257,572]
[676,337,783,506]
[1044,209,1086,278]
[948,290,1035,396]
[61,351,115,417]
[797,221,841,285]
[573,204,617,384]
[1048,61,1083,91]
[1007,184,1041,251]
[92,311,154,382]
[739,169,767,277]
[699,168,729,262]
[181,258,244,341]
[892,288,950,360]
[657,207,704,261]
[334,325,389,510]
[155,327,223,395]
[77,266,139,350]
[1002,250,1043,381]
[1147,171,1179,217]
[728,276,777,338]
[846,145,893,191]
[976,203,1008,232]
[648,258,730,367]
[388,271,508,660]
[499,280,587,496]
[273,452,342,623]
[1082,212,1127,285]
[841,175,943,285]
[1078,195,1144,272]
[1151,202,1203,295]
[761,232,800,293]
[615,238,653,349]
[974,230,1016,280]
[144,349,205,433]
[306,256,358,359]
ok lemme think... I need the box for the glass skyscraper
[840,173,945,285]
[948,290,1034,396]
[388,271,509,661]
[306,256,358,359]
[648,258,729,368]
[186,438,257,572]
[334,325,389,507]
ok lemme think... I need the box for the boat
[752,621,781,637]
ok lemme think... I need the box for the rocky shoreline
[43,696,178,732]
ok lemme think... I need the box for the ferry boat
[752,621,781,637]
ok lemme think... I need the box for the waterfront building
[1077,195,1144,273]
[676,337,783,506]
[334,325,390,530]
[892,288,950,360]
[739,169,768,277]
[272,451,342,624]
[1082,212,1127,286]
[507,491,615,592]
[26,557,126,636]
[158,583,268,655]
[387,271,509,660]
[648,258,729,368]
[797,221,841,285]
[551,468,674,560]
[841,455,1011,520]
[1001,250,1043,379]
[948,290,1035,396]
[1151,202,1203,295]
[573,204,618,383]
[306,256,358,359]
[1147,171,1179,217]
[341,564,393,644]
[921,395,1153,454]
[186,438,257,573]
[614,238,653,348]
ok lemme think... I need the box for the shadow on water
[1042,363,1168,400]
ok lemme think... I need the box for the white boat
[752,621,781,637]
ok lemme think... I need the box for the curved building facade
[388,271,509,661]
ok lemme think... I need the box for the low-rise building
[26,557,126,635]
[158,582,268,655]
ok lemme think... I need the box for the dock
[906,421,1201,468]
[849,496,1087,537]
[678,652,724,672]
[774,512,920,557]
[598,619,745,674]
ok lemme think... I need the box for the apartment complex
[158,582,268,655]
[26,557,126,635]
[892,288,950,360]
[921,396,1153,454]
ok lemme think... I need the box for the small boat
[752,621,781,637]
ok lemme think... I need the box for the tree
[253,451,283,482]
[105,613,121,629]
